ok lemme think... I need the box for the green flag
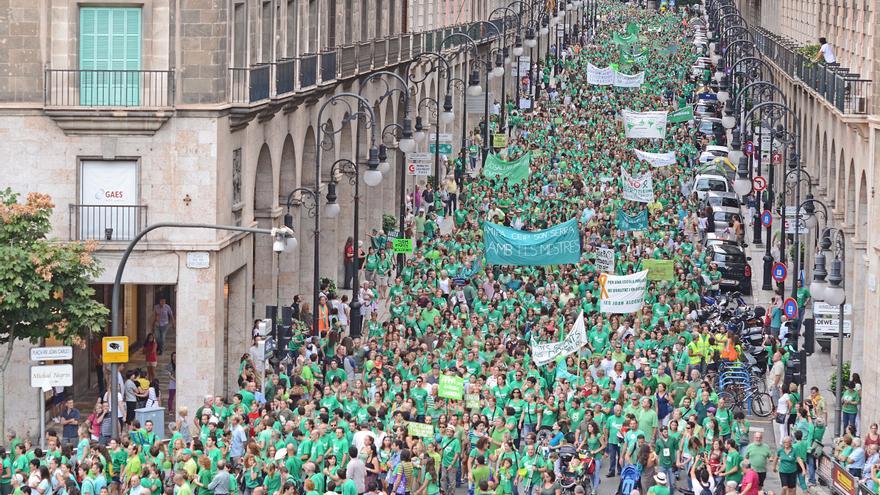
[668,106,694,123]
[483,152,531,184]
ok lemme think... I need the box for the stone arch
[298,126,318,299]
[845,159,857,226]
[857,170,868,240]
[280,134,297,203]
[829,140,837,207]
[278,134,300,303]
[254,143,275,212]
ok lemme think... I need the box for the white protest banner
[530,311,587,365]
[613,71,645,88]
[622,110,668,139]
[596,247,616,274]
[633,149,677,167]
[621,168,655,203]
[599,270,648,314]
[587,64,615,85]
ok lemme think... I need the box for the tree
[0,188,109,434]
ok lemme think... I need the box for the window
[79,160,140,240]
[233,3,246,67]
[79,7,142,106]
[262,0,273,62]
[286,0,298,56]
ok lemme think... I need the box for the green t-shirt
[724,451,743,483]
[655,436,678,468]
[776,447,800,474]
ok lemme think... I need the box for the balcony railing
[300,53,318,88]
[69,204,147,241]
[229,65,271,104]
[227,20,507,105]
[44,69,173,108]
[320,50,337,83]
[752,28,872,115]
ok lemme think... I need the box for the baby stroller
[557,446,594,495]
[617,464,642,495]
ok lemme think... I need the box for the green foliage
[0,188,108,352]
[798,44,820,67]
[829,361,851,395]
[382,213,397,234]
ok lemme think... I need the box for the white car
[693,173,729,201]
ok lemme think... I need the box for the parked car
[711,205,742,229]
[708,243,752,295]
[693,173,729,201]
[704,232,739,248]
[702,191,741,210]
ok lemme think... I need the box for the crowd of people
[0,4,862,495]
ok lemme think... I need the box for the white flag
[621,167,655,203]
[613,71,645,88]
[622,110,668,139]
[633,149,677,167]
[599,270,648,314]
[530,311,588,366]
[587,64,615,85]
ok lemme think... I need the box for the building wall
[737,0,880,428]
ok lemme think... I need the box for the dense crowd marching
[1,4,869,495]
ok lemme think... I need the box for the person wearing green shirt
[775,437,806,495]
[438,426,461,495]
[841,382,860,431]
[604,406,626,477]
[655,426,679,493]
[637,398,659,442]
[647,472,671,495]
[721,440,744,484]
[174,474,194,495]
[516,443,546,492]
[0,448,11,495]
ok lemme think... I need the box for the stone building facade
[734,0,880,426]
[0,0,553,433]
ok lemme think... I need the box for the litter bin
[135,407,165,438]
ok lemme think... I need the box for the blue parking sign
[783,297,799,319]
[772,262,787,283]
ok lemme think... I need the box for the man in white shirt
[815,37,837,64]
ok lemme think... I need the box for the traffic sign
[102,336,129,364]
[743,141,754,156]
[30,346,73,362]
[406,152,432,176]
[772,152,782,164]
[761,210,773,227]
[428,133,453,154]
[752,175,767,192]
[813,302,853,315]
[783,297,799,319]
[772,262,787,283]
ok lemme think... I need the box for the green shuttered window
[79,7,142,106]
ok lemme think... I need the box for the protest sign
[633,149,677,167]
[407,422,435,437]
[483,152,531,184]
[484,218,581,266]
[587,64,615,85]
[465,394,481,409]
[530,311,588,365]
[668,106,694,123]
[622,110,668,139]
[616,208,649,231]
[596,247,616,274]
[438,375,464,400]
[613,71,645,88]
[599,270,648,314]
[621,168,654,203]
[642,259,675,280]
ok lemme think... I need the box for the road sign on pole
[743,141,754,156]
[772,262,787,283]
[102,336,129,364]
[783,297,799,319]
[406,152,432,176]
[428,134,453,154]
[761,210,773,227]
[752,175,767,192]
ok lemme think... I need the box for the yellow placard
[102,336,130,363]
[492,133,508,148]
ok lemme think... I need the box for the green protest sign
[483,152,531,184]
[392,238,414,254]
[407,422,435,438]
[642,259,675,280]
[616,208,649,231]
[626,22,640,35]
[465,393,480,410]
[668,106,694,123]
[438,375,464,400]
[484,218,582,266]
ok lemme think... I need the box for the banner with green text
[668,106,695,123]
[642,259,675,280]
[484,218,582,266]
[483,152,531,184]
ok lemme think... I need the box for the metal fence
[817,453,878,495]
[44,69,173,107]
[752,28,872,115]
[69,204,148,241]
[229,65,271,104]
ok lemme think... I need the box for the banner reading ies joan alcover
[599,270,649,314]
[483,218,581,266]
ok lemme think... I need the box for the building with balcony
[0,0,547,432]
[733,0,880,425]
